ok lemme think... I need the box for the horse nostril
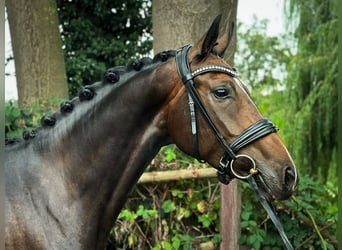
[284,166,297,191]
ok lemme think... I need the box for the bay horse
[5,16,298,249]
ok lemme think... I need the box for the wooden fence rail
[138,168,217,184]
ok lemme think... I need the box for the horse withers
[5,15,298,249]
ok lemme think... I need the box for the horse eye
[213,88,230,99]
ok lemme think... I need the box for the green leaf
[247,235,257,245]
[198,214,211,228]
[152,244,161,250]
[249,220,257,227]
[172,236,181,250]
[163,148,177,162]
[241,211,251,220]
[240,221,249,228]
[171,189,184,198]
[118,209,137,222]
[163,242,172,250]
[6,108,21,120]
[162,200,175,213]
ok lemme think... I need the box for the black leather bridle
[175,44,294,250]
[175,44,278,183]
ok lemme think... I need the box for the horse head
[167,15,298,201]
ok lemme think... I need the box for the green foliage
[233,17,337,249]
[235,20,293,141]
[235,20,292,89]
[239,175,337,249]
[56,0,152,96]
[109,146,222,249]
[5,97,64,139]
[110,146,337,249]
[284,0,338,183]
[235,5,338,185]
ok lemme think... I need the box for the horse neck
[43,61,179,248]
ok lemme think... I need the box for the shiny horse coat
[5,16,297,249]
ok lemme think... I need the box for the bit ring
[230,154,257,179]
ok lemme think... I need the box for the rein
[247,176,294,250]
[175,44,294,250]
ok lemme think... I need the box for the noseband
[175,44,277,183]
[175,45,294,250]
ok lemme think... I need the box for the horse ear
[191,15,222,59]
[215,22,235,57]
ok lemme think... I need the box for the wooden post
[219,2,240,249]
[153,2,240,249]
[220,180,241,249]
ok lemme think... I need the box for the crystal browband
[192,65,238,78]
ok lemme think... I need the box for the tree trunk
[6,0,68,109]
[152,1,240,249]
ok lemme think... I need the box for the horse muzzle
[254,163,299,201]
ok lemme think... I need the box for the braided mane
[5,50,176,147]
